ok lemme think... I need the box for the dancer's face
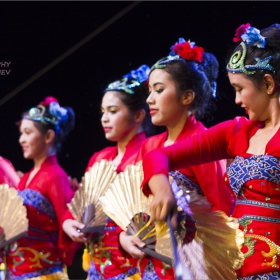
[147,69,188,127]
[228,72,270,121]
[101,91,137,142]
[19,119,48,160]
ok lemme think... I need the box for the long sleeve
[141,119,241,196]
[47,174,78,265]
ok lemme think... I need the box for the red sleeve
[47,175,79,265]
[191,160,233,215]
[141,119,240,196]
[0,157,20,188]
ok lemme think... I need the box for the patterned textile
[19,189,57,220]
[141,261,160,280]
[5,266,65,280]
[227,155,280,196]
[238,271,280,280]
[87,263,138,280]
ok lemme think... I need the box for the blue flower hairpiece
[106,64,150,94]
[123,64,150,83]
[241,27,266,48]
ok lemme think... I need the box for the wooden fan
[67,159,117,233]
[0,184,28,249]
[99,161,173,265]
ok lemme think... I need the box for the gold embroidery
[246,234,280,268]
[239,219,252,233]
[243,236,256,258]
[88,235,118,274]
[161,262,171,276]
[9,247,58,269]
[118,256,131,268]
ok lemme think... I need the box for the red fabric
[84,132,146,278]
[0,156,20,188]
[141,117,249,191]
[142,116,280,277]
[5,155,76,276]
[138,114,234,279]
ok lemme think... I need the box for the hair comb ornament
[24,97,68,132]
[105,64,150,94]
[151,38,204,71]
[227,24,275,75]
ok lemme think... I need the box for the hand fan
[0,184,28,249]
[169,176,245,280]
[99,161,173,265]
[67,159,117,233]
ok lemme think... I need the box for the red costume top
[82,132,146,280]
[5,155,76,279]
[0,156,20,188]
[138,114,232,279]
[142,116,280,278]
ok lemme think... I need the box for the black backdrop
[1,1,280,278]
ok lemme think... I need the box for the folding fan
[67,159,117,233]
[99,161,173,265]
[0,184,28,249]
[169,176,245,280]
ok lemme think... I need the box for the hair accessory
[227,42,275,75]
[151,38,204,71]
[105,64,150,94]
[24,100,68,132]
[233,23,266,48]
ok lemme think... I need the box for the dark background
[0,1,279,278]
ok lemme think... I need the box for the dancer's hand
[68,176,81,192]
[62,219,87,242]
[148,174,177,224]
[119,232,146,259]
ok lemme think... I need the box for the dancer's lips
[149,108,158,116]
[103,127,112,133]
[21,146,28,152]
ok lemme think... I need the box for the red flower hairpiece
[40,96,59,106]
[173,42,204,63]
[233,23,250,42]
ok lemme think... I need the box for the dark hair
[21,100,75,152]
[228,23,280,87]
[156,52,218,120]
[104,79,154,136]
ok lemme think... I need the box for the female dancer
[4,96,76,279]
[142,23,280,279]
[62,65,152,279]
[120,38,234,279]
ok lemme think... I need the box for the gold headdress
[227,42,275,75]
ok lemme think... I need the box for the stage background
[1,1,280,279]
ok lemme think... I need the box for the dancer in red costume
[119,38,234,279]
[3,96,76,280]
[142,24,280,280]
[62,65,152,279]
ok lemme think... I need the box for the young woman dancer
[4,96,76,279]
[62,65,152,279]
[120,38,234,279]
[142,24,280,279]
